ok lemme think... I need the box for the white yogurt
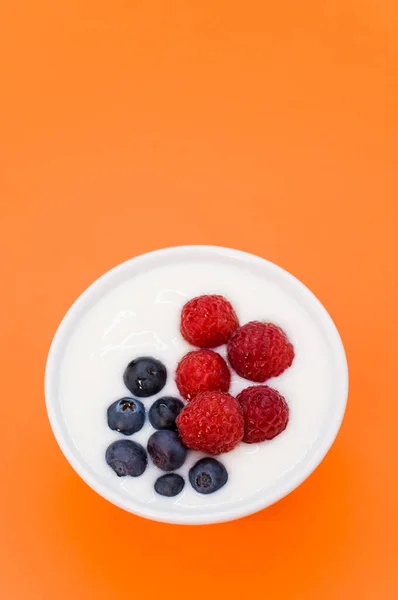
[59,260,333,514]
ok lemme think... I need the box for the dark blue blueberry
[149,396,184,430]
[105,439,147,477]
[154,473,185,497]
[189,458,228,494]
[147,430,187,471]
[123,357,167,398]
[107,397,145,435]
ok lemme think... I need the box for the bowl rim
[45,245,349,525]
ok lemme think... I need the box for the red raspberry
[175,349,230,401]
[176,391,244,454]
[237,385,289,443]
[180,295,239,348]
[227,321,294,382]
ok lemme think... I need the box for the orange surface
[1,1,398,598]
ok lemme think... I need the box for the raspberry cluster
[176,295,294,455]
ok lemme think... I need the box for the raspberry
[176,391,244,455]
[227,321,294,382]
[175,349,230,401]
[180,295,239,348]
[237,385,289,443]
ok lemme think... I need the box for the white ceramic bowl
[45,246,348,524]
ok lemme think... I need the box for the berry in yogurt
[148,396,184,431]
[123,356,167,398]
[237,385,289,443]
[189,458,228,494]
[175,349,230,401]
[154,473,185,497]
[105,439,147,477]
[107,397,145,436]
[147,430,187,471]
[176,391,244,455]
[180,294,239,348]
[227,321,294,382]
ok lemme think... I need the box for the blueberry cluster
[105,356,227,497]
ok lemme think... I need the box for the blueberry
[149,396,184,430]
[107,397,145,435]
[105,439,147,477]
[147,430,187,471]
[154,473,185,497]
[124,357,167,398]
[189,458,228,494]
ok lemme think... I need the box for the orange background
[1,1,397,598]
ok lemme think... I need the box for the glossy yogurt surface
[58,257,335,516]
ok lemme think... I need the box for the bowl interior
[45,246,348,524]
